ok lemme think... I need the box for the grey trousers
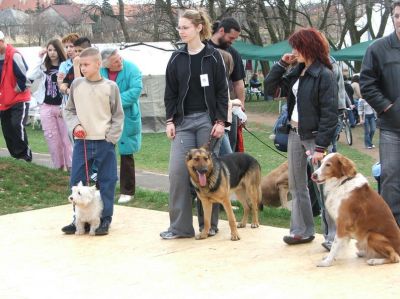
[288,131,335,241]
[380,129,400,226]
[167,112,213,237]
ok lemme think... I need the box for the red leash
[83,139,90,186]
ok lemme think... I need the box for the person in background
[100,48,143,204]
[59,37,91,95]
[264,28,337,247]
[57,32,79,102]
[360,0,400,226]
[351,74,362,126]
[27,39,72,171]
[0,30,32,162]
[62,47,124,235]
[209,17,246,152]
[358,97,376,149]
[160,9,228,240]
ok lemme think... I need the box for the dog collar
[340,176,354,186]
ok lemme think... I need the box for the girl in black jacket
[265,28,338,247]
[160,9,228,240]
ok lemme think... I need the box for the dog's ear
[186,149,193,162]
[78,181,83,187]
[90,185,97,192]
[200,143,209,151]
[339,154,357,177]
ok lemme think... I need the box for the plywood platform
[0,205,399,299]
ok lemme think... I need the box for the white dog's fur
[68,182,103,236]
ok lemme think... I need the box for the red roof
[0,0,53,11]
[49,4,94,24]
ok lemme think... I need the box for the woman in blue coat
[100,49,143,203]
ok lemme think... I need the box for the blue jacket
[100,59,143,154]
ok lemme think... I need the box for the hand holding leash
[211,121,225,138]
[73,125,86,139]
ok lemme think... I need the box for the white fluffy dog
[68,182,103,236]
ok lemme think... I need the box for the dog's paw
[250,223,259,228]
[75,230,85,235]
[89,231,96,236]
[231,234,240,241]
[237,223,246,228]
[195,233,208,240]
[356,250,366,258]
[317,258,333,267]
[367,258,386,266]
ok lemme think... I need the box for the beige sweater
[63,77,124,144]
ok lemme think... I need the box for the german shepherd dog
[186,147,262,241]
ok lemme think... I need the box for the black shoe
[61,222,90,234]
[321,241,332,251]
[283,235,315,245]
[95,218,111,236]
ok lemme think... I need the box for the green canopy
[232,40,292,61]
[331,40,375,61]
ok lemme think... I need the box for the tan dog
[186,147,262,241]
[261,161,289,209]
[312,153,400,266]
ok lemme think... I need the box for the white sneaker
[118,194,133,203]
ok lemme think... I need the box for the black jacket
[264,61,338,149]
[360,32,400,131]
[164,43,228,126]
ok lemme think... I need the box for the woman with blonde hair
[160,9,229,239]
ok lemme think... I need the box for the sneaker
[160,231,181,240]
[61,222,90,234]
[283,235,315,245]
[208,228,218,237]
[118,194,133,204]
[321,241,332,251]
[95,218,111,236]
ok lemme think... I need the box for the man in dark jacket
[360,0,400,226]
[0,30,32,162]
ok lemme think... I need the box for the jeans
[363,114,376,147]
[70,139,118,221]
[379,129,400,226]
[40,103,72,169]
[219,131,233,156]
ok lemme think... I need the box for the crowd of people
[1,1,400,242]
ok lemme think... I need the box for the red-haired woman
[264,28,338,247]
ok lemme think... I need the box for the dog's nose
[196,168,208,175]
[68,196,73,201]
[311,173,318,181]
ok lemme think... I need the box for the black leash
[243,126,287,159]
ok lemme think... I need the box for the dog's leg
[247,185,261,228]
[89,218,101,236]
[365,232,400,265]
[196,198,212,240]
[221,199,240,241]
[75,219,85,235]
[355,240,367,257]
[317,236,349,267]
[277,184,290,210]
[236,189,249,228]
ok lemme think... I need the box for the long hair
[44,39,67,70]
[288,28,332,70]
[181,9,212,41]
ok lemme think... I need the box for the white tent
[18,42,176,133]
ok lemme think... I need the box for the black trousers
[0,102,31,159]
[120,154,135,195]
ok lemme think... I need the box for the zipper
[181,52,191,120]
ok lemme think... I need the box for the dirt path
[246,111,379,161]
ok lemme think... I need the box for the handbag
[272,103,289,152]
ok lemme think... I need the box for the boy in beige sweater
[63,47,124,235]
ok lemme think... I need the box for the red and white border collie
[312,153,400,267]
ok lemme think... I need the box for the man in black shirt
[199,17,246,235]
